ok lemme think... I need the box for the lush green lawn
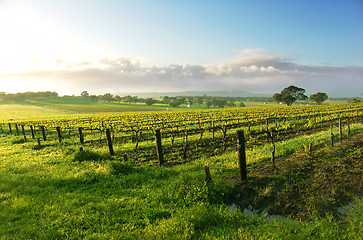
[0,123,362,239]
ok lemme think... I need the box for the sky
[0,0,362,96]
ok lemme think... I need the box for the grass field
[0,120,362,238]
[0,96,350,121]
[0,104,83,121]
[0,100,362,239]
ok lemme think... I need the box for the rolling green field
[0,101,362,239]
[0,96,350,121]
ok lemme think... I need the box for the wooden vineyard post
[270,130,276,168]
[8,123,12,134]
[183,130,189,159]
[78,127,84,145]
[56,127,62,143]
[236,130,247,181]
[339,118,342,143]
[330,121,334,147]
[40,126,46,141]
[204,166,211,183]
[21,125,27,142]
[15,124,19,135]
[212,121,215,139]
[106,128,115,156]
[30,125,35,139]
[347,117,351,137]
[266,118,269,141]
[154,129,164,166]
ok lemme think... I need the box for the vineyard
[1,102,363,239]
[2,103,363,166]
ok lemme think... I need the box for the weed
[109,161,136,175]
[72,150,105,162]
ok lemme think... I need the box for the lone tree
[80,91,90,98]
[145,98,156,106]
[309,92,328,105]
[273,85,307,106]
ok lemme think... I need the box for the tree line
[1,87,361,107]
[0,91,58,102]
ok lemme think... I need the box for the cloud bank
[1,49,362,96]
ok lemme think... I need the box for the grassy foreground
[0,125,362,239]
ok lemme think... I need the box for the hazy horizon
[1,0,362,96]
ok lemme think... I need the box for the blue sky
[0,0,362,96]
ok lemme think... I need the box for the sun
[0,1,65,72]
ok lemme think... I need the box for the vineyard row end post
[236,130,247,181]
[106,128,115,156]
[155,129,164,166]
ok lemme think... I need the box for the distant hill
[116,90,271,98]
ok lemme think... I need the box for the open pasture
[0,102,362,239]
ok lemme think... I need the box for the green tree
[212,98,227,108]
[309,92,328,105]
[114,95,122,102]
[205,99,213,108]
[81,91,89,98]
[102,93,114,102]
[238,102,246,107]
[273,85,307,106]
[194,97,203,105]
[89,95,99,102]
[145,98,156,106]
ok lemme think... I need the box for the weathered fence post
[56,126,62,143]
[347,117,351,137]
[183,130,189,159]
[40,126,46,141]
[204,166,211,183]
[236,130,247,181]
[266,118,269,141]
[15,124,19,135]
[106,128,115,156]
[8,123,12,134]
[30,125,35,139]
[212,121,215,139]
[21,125,27,142]
[339,118,342,143]
[270,130,276,167]
[330,121,334,147]
[78,127,84,145]
[154,129,164,166]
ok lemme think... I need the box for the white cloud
[0,49,362,95]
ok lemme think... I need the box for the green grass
[0,97,351,121]
[0,122,362,239]
[0,104,83,121]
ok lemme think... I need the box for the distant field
[0,97,350,121]
[46,104,168,113]
[0,104,83,121]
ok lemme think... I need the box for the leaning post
[236,130,247,181]
[56,126,62,143]
[106,128,115,156]
[154,129,164,166]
